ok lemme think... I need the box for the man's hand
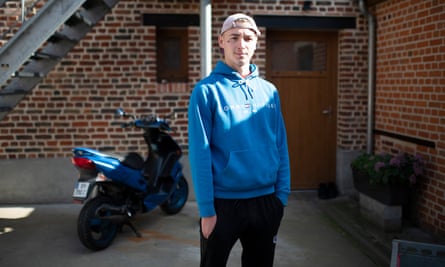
[201,215,217,239]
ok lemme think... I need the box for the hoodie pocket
[218,147,280,191]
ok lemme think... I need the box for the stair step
[83,0,108,10]
[66,11,94,27]
[31,52,61,61]
[0,106,13,112]
[48,32,78,43]
[0,88,27,96]
[0,89,25,96]
[12,71,44,78]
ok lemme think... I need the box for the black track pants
[200,194,284,267]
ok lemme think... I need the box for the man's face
[218,28,258,70]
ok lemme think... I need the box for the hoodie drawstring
[232,77,254,100]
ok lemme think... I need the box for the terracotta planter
[352,168,409,206]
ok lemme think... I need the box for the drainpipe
[200,0,211,78]
[359,0,376,154]
[21,0,25,22]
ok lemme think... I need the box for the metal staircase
[0,0,121,121]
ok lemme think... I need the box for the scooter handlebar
[114,108,185,130]
[120,122,134,128]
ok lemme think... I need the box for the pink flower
[374,162,385,171]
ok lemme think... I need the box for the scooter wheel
[77,196,119,251]
[160,176,189,215]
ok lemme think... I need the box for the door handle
[322,106,332,115]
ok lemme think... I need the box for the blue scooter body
[73,145,183,212]
[73,147,148,191]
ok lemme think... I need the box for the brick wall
[0,0,365,157]
[337,15,369,151]
[373,0,445,236]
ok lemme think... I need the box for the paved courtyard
[0,192,378,267]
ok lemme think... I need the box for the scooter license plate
[73,182,90,198]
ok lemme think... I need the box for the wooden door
[266,31,338,189]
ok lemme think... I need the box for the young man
[188,13,291,267]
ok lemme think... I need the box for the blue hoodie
[188,61,291,217]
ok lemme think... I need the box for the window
[156,28,188,83]
[270,41,326,72]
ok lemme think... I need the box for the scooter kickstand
[126,221,142,238]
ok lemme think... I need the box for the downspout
[21,0,25,22]
[200,0,212,78]
[359,0,376,154]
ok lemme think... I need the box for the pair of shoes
[318,182,338,199]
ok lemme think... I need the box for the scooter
[71,108,188,251]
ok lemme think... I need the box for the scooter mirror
[115,108,125,117]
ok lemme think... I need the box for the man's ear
[218,35,224,48]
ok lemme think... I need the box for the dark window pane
[161,37,181,70]
[271,41,326,72]
[156,28,188,82]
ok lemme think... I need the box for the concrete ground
[0,192,380,267]
[319,194,445,267]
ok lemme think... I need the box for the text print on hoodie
[188,61,291,217]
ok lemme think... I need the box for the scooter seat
[121,152,144,170]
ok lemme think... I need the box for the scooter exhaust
[98,214,128,223]
[95,203,132,223]
[94,203,141,237]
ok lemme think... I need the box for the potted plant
[351,152,424,206]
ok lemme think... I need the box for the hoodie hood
[212,61,259,79]
[212,61,258,100]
